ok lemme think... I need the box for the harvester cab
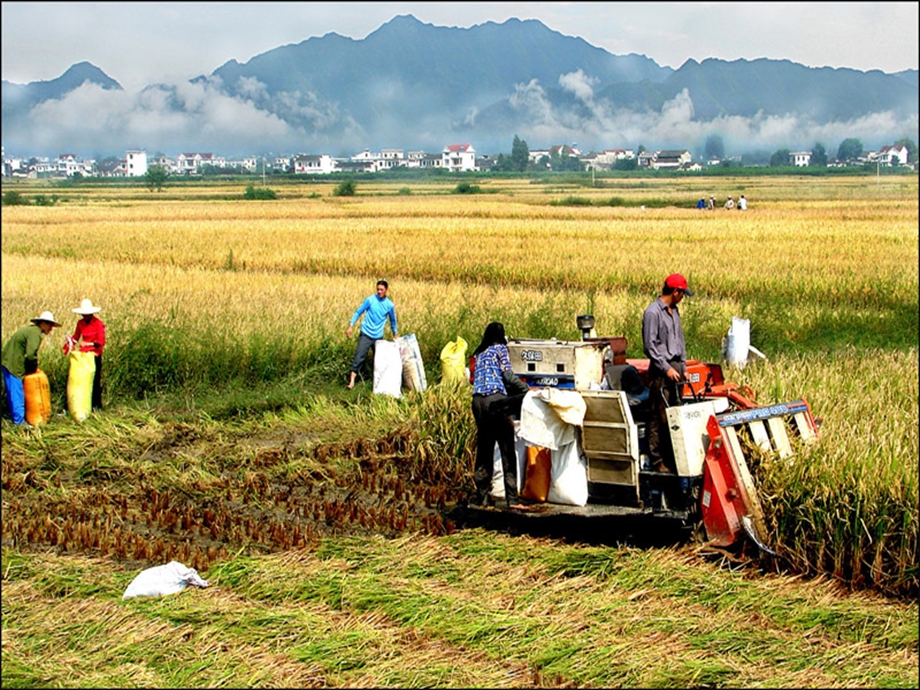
[470,315,820,555]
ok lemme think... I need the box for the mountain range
[2,14,917,159]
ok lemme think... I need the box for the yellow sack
[439,336,468,385]
[67,350,95,422]
[24,369,51,426]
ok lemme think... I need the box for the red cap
[665,273,693,296]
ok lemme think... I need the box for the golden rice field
[1,173,917,687]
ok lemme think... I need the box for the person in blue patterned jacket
[471,321,524,508]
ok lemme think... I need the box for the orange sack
[23,369,51,426]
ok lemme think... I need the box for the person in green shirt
[2,311,61,425]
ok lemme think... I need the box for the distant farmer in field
[738,194,748,211]
[707,195,715,210]
[346,280,398,389]
[696,198,706,210]
[65,299,106,411]
[724,196,735,210]
[642,274,692,474]
[2,311,61,425]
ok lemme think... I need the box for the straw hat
[31,311,62,327]
[73,298,102,315]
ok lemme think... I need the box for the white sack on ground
[122,561,209,599]
[491,421,526,498]
[547,441,589,506]
[373,340,403,397]
[397,334,427,392]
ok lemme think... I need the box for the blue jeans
[2,366,26,424]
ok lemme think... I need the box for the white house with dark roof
[652,150,692,170]
[878,144,909,166]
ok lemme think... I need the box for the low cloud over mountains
[3,15,917,158]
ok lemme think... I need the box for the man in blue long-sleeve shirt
[346,280,398,389]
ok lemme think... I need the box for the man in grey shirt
[642,274,692,473]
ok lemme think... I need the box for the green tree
[2,190,28,206]
[809,143,828,167]
[511,135,529,172]
[243,185,277,200]
[837,138,863,162]
[549,146,584,172]
[704,134,725,160]
[490,153,514,172]
[333,179,356,197]
[770,149,791,167]
[144,164,168,192]
[894,137,917,164]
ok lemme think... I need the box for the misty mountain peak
[58,61,122,90]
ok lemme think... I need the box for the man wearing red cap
[642,274,693,473]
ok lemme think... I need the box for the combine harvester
[462,316,820,554]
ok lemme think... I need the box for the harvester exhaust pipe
[576,314,596,340]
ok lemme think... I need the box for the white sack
[396,333,428,392]
[491,421,526,498]
[722,316,751,369]
[546,441,589,506]
[122,561,209,599]
[373,340,403,397]
[519,388,586,450]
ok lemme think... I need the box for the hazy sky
[3,2,918,91]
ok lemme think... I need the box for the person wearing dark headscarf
[471,322,523,508]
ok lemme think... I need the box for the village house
[592,148,636,169]
[176,152,223,175]
[877,144,909,166]
[652,150,693,170]
[442,143,476,172]
[292,154,335,174]
[125,150,147,177]
[790,151,812,167]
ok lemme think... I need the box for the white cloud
[500,82,917,155]
[558,69,597,102]
[6,67,917,160]
[16,79,341,156]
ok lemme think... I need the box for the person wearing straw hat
[66,299,107,411]
[1,311,61,425]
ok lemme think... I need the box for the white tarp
[122,561,209,599]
